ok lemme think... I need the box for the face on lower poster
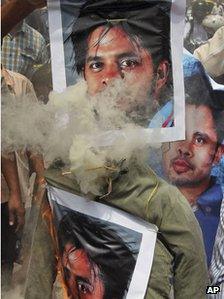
[48,186,158,299]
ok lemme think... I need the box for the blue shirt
[149,101,173,128]
[194,178,223,267]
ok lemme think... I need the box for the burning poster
[47,186,157,299]
[48,0,186,142]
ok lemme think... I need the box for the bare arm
[27,152,46,196]
[1,0,46,37]
[2,154,25,231]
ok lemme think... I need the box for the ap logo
[206,286,220,294]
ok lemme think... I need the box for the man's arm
[24,79,46,197]
[27,152,46,197]
[2,154,25,231]
[1,0,46,38]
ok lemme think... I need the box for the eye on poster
[47,186,157,299]
[48,0,186,143]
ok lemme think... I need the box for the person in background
[1,68,46,291]
[1,0,46,38]
[2,67,46,204]
[1,154,25,291]
[2,19,48,79]
[209,198,224,298]
[25,6,50,44]
[184,0,215,52]
[31,62,52,104]
[194,26,224,84]
[211,0,224,17]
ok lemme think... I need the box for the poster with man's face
[48,0,186,143]
[48,186,157,299]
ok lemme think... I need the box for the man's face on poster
[62,242,105,299]
[83,25,168,123]
[162,104,221,187]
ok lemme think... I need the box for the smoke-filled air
[2,78,157,195]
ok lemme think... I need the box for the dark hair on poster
[58,210,137,299]
[184,75,224,144]
[71,0,172,74]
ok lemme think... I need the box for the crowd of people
[1,0,50,292]
[185,0,224,83]
[1,0,224,298]
[183,1,224,291]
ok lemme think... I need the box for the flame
[41,194,70,298]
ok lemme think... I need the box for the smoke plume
[2,78,157,195]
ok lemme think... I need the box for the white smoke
[2,285,24,299]
[2,80,95,164]
[2,78,157,195]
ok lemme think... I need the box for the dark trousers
[1,202,17,290]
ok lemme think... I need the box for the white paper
[48,0,186,142]
[47,185,158,299]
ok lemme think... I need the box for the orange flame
[41,195,70,298]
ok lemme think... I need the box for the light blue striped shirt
[2,21,48,79]
[209,198,224,298]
